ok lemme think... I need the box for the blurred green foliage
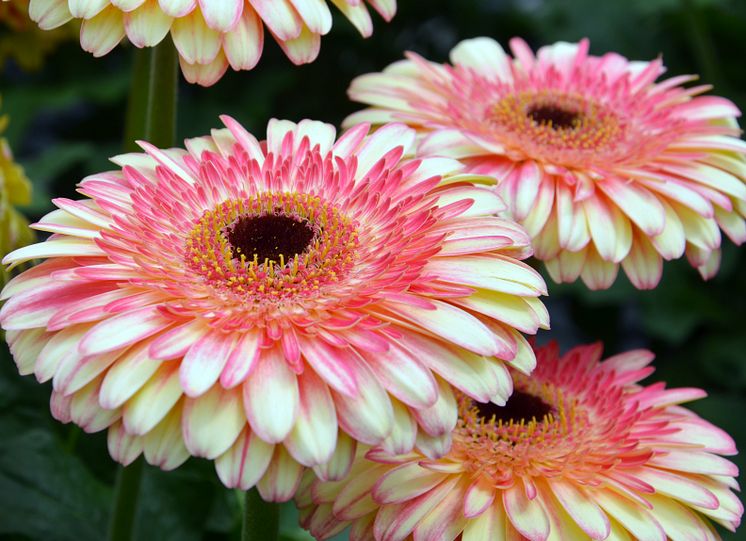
[0,0,745,539]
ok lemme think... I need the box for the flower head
[0,0,77,71]
[26,0,396,86]
[1,117,546,500]
[0,102,35,283]
[345,37,746,289]
[297,342,742,540]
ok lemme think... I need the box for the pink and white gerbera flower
[297,342,742,540]
[0,117,547,500]
[345,37,746,289]
[27,0,396,86]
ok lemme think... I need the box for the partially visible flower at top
[25,0,396,86]
[297,341,742,541]
[0,0,78,71]
[345,37,746,290]
[0,117,547,501]
[0,102,34,284]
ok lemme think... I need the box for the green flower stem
[241,489,280,541]
[124,37,178,151]
[107,38,178,541]
[107,459,144,541]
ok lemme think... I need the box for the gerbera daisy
[297,341,742,540]
[0,117,547,500]
[25,0,396,86]
[345,37,746,289]
[0,102,35,284]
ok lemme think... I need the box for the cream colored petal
[112,0,146,11]
[274,24,320,65]
[182,384,245,459]
[158,0,195,17]
[215,428,275,490]
[198,0,242,32]
[80,5,126,57]
[249,0,302,40]
[69,0,109,19]
[179,52,229,86]
[171,6,222,64]
[30,0,73,29]
[142,402,190,470]
[223,6,263,70]
[330,0,371,37]
[289,0,332,34]
[124,0,173,47]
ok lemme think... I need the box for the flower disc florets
[184,192,359,315]
[297,342,742,541]
[345,37,746,289]
[1,117,547,500]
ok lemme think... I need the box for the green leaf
[0,424,112,541]
[134,462,229,541]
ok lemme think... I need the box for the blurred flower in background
[26,0,396,85]
[0,102,34,285]
[297,341,742,541]
[0,0,77,71]
[345,37,746,290]
[0,116,547,500]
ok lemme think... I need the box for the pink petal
[298,335,358,396]
[256,446,304,502]
[549,480,611,539]
[464,477,496,518]
[215,428,274,490]
[379,398,417,455]
[107,421,143,466]
[183,385,245,459]
[123,363,182,435]
[80,305,174,356]
[199,0,242,31]
[142,404,190,470]
[284,369,337,466]
[312,431,356,482]
[331,360,393,445]
[179,331,236,397]
[248,0,302,40]
[223,7,263,70]
[383,298,507,358]
[243,346,299,443]
[360,340,438,409]
[503,481,550,541]
[374,462,447,504]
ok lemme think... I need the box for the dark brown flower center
[226,214,314,264]
[527,104,580,130]
[475,390,553,424]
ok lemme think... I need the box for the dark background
[1,0,745,539]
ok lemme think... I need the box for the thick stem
[241,489,280,541]
[107,459,144,541]
[107,38,178,541]
[124,37,178,150]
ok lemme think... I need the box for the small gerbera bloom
[0,0,78,71]
[0,102,35,284]
[297,342,742,541]
[345,37,746,289]
[26,0,396,86]
[1,118,547,500]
